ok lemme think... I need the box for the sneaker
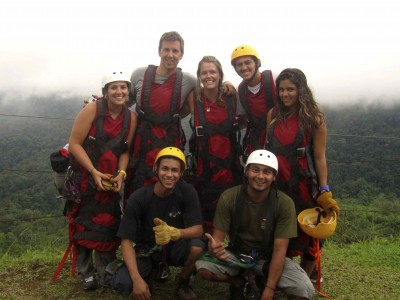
[83,275,98,290]
[175,276,198,300]
[310,268,323,284]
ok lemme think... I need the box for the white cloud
[1,0,399,105]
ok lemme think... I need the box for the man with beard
[195,150,315,300]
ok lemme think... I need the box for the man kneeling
[111,147,204,300]
[196,150,315,300]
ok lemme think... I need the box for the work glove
[101,174,119,192]
[316,192,340,216]
[153,218,181,245]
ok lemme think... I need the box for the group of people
[63,30,340,300]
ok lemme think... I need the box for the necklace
[203,99,211,112]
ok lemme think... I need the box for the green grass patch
[0,238,399,299]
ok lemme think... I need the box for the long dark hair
[275,68,324,134]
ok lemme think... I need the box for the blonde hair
[195,56,224,103]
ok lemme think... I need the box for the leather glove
[101,174,118,192]
[153,218,181,245]
[316,192,340,216]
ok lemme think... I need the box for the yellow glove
[153,218,181,245]
[316,192,340,216]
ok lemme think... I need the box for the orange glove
[153,218,181,245]
[316,192,340,216]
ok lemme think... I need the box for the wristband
[266,285,275,292]
[118,169,127,179]
[319,185,330,192]
[89,167,95,174]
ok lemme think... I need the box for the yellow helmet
[231,45,261,66]
[298,207,337,239]
[153,147,186,174]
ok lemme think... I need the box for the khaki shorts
[196,251,315,300]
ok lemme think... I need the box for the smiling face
[199,62,221,91]
[105,81,129,105]
[158,40,183,74]
[245,163,276,193]
[278,79,299,110]
[232,55,259,82]
[155,157,182,192]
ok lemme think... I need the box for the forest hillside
[0,95,399,252]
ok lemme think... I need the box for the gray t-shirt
[128,66,196,112]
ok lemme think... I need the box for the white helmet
[245,150,278,174]
[101,71,130,89]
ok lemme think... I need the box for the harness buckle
[297,147,306,158]
[195,126,204,137]
[172,113,180,121]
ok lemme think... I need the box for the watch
[319,185,330,192]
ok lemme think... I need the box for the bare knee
[190,245,204,258]
[197,268,213,281]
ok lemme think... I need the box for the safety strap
[86,98,130,167]
[198,252,256,269]
[196,95,236,135]
[192,95,240,179]
[267,116,318,212]
[135,244,162,258]
[136,65,183,124]
[314,238,330,298]
[238,70,273,129]
[52,241,77,281]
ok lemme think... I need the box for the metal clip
[297,147,306,158]
[195,126,204,137]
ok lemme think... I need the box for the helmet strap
[245,60,260,84]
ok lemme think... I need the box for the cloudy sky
[1,0,399,106]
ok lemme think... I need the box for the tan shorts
[195,251,315,300]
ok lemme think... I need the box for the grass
[0,237,399,299]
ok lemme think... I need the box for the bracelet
[89,167,95,174]
[118,169,127,179]
[266,285,275,292]
[319,185,330,192]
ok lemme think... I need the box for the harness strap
[192,95,240,181]
[238,70,273,129]
[229,185,278,259]
[88,99,130,166]
[135,244,162,258]
[129,66,185,179]
[267,117,318,211]
[137,65,183,124]
[262,70,274,113]
[52,240,78,281]
[198,252,256,269]
[314,238,329,297]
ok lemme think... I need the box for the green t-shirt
[213,185,297,253]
